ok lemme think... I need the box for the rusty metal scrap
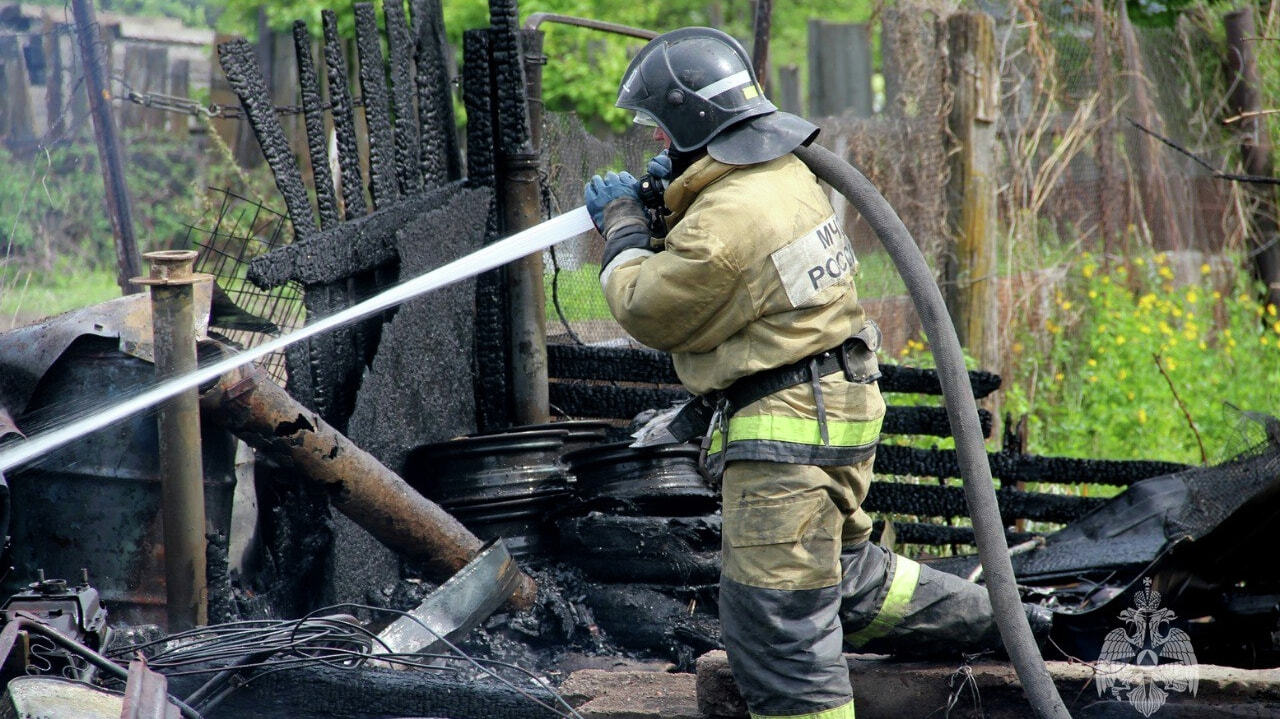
[122,656,181,719]
[198,362,537,609]
[374,539,524,658]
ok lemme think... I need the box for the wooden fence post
[943,12,999,376]
[72,0,142,294]
[1224,8,1280,310]
[807,20,873,117]
[122,45,170,131]
[169,59,190,140]
[776,64,801,114]
[0,36,36,149]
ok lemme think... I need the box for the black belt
[666,336,880,443]
[722,336,880,413]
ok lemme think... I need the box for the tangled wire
[102,603,584,718]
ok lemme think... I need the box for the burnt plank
[412,0,461,186]
[548,383,691,421]
[464,28,510,432]
[293,21,340,229]
[547,345,679,385]
[879,364,1001,399]
[874,444,1188,487]
[871,520,1040,547]
[547,345,1001,398]
[384,0,422,194]
[354,2,399,208]
[217,39,317,239]
[487,0,531,156]
[247,181,467,288]
[862,481,1104,524]
[322,10,367,219]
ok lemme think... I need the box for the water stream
[0,207,595,473]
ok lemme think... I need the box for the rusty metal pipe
[135,250,209,632]
[503,151,550,426]
[199,363,538,608]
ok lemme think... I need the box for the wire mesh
[186,188,304,383]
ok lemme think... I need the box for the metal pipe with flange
[134,250,209,632]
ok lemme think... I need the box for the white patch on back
[770,215,858,308]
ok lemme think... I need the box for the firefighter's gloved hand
[647,150,673,183]
[586,172,653,274]
[584,171,641,230]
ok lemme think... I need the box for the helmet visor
[632,110,659,128]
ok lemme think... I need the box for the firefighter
[585,27,1049,719]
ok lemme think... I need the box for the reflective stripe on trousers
[751,698,856,719]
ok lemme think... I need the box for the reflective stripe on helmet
[695,69,753,101]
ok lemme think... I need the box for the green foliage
[1002,251,1280,464]
[0,129,277,323]
[0,267,119,324]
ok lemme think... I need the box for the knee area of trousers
[722,492,843,590]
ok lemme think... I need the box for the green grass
[544,263,613,323]
[0,266,120,328]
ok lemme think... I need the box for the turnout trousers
[719,460,1009,719]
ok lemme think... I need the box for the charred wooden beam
[322,9,367,220]
[293,21,340,229]
[217,39,317,240]
[201,363,537,609]
[384,0,423,195]
[354,2,399,208]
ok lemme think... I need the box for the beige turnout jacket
[601,152,885,467]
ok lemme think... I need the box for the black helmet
[617,27,819,165]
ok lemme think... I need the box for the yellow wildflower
[1082,264,1095,279]
[1127,391,1136,401]
[1118,369,1128,381]
[1115,335,1127,345]
[1200,263,1211,275]
[1061,300,1073,311]
[1166,357,1178,371]
[1088,376,1098,383]
[1158,266,1174,280]
[1013,342,1024,353]
[1088,290,1098,299]
[1273,321,1280,335]
[1087,358,1097,367]
[1198,341,1207,350]
[1269,304,1277,317]
[1134,258,1145,266]
[1138,408,1147,424]
[1154,253,1167,265]
[1213,291,1222,300]
[1185,290,1198,304]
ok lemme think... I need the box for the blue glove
[584,171,640,230]
[646,151,672,182]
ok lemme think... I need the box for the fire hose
[794,143,1069,719]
